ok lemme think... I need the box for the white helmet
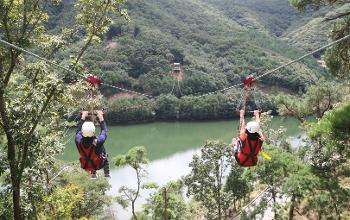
[246,121,260,133]
[82,121,95,137]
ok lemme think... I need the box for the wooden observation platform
[171,63,184,81]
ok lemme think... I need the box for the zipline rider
[232,110,264,166]
[75,110,110,179]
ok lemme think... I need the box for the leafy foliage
[289,0,350,77]
[274,80,342,122]
[185,140,234,220]
[42,184,84,219]
[105,90,276,124]
[273,80,350,219]
[225,166,252,211]
[52,0,325,104]
[107,96,156,123]
[114,146,158,220]
[249,145,319,219]
[202,0,311,37]
[0,0,126,218]
[142,180,189,220]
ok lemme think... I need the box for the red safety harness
[234,137,263,167]
[77,142,105,171]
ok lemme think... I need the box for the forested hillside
[50,0,325,97]
[39,0,336,123]
[283,3,350,53]
[201,0,312,36]
[1,0,350,219]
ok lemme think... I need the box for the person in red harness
[75,110,110,179]
[232,110,264,166]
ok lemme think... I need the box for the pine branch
[324,11,350,21]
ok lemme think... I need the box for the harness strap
[240,138,260,166]
[78,143,98,170]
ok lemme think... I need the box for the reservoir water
[61,117,300,219]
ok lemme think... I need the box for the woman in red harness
[232,110,264,166]
[75,110,110,179]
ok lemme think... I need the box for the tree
[305,103,350,219]
[274,81,350,218]
[288,2,350,217]
[142,180,188,220]
[184,140,234,220]
[289,0,350,77]
[106,96,156,124]
[155,94,180,120]
[249,146,289,219]
[282,159,319,219]
[225,166,252,212]
[41,184,84,219]
[61,169,112,219]
[114,146,158,220]
[73,0,129,64]
[250,146,318,219]
[259,111,289,149]
[274,80,342,122]
[0,0,127,219]
[36,168,112,219]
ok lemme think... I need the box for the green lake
[60,117,301,162]
[60,117,301,219]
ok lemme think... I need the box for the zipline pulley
[84,75,104,122]
[237,75,261,114]
[86,75,102,88]
[243,74,257,88]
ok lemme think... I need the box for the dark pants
[91,146,110,174]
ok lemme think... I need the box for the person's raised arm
[96,110,107,145]
[254,110,261,123]
[75,111,88,143]
[239,110,246,140]
[254,110,264,140]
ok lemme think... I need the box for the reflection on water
[107,148,200,220]
[61,117,301,162]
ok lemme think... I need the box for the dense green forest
[283,3,350,52]
[45,0,332,123]
[0,0,350,219]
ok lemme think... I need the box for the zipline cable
[0,38,154,98]
[255,33,350,80]
[231,186,270,220]
[1,33,350,99]
[177,77,183,96]
[198,33,350,98]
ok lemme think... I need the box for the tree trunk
[28,177,39,219]
[271,189,278,219]
[288,194,296,220]
[218,189,221,220]
[326,184,341,220]
[0,88,22,220]
[132,201,137,220]
[75,36,93,65]
[131,168,141,220]
[163,188,168,220]
[12,178,21,220]
[333,199,341,220]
